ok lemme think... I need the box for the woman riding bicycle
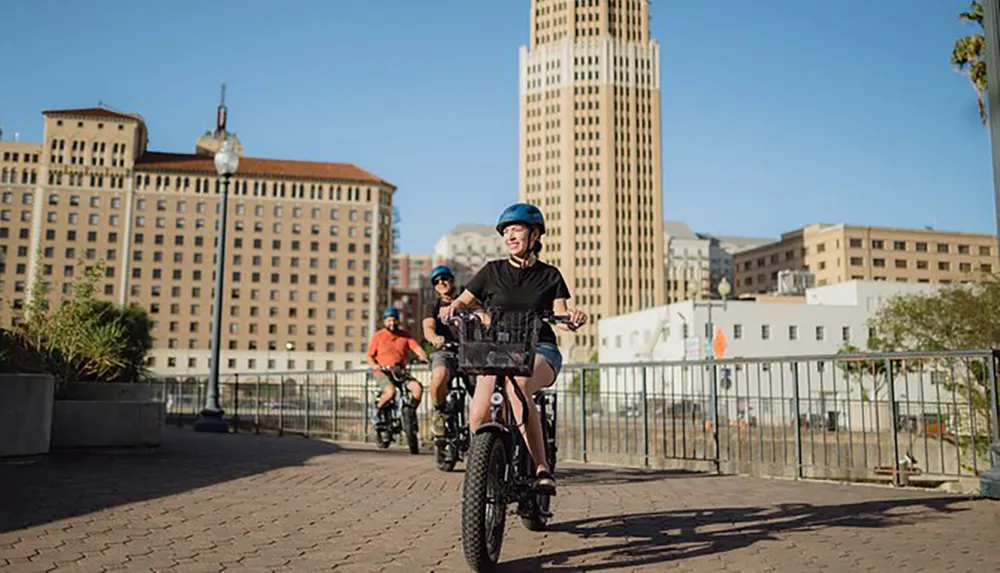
[440,202,586,494]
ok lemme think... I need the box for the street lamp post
[193,138,239,433]
[704,277,731,471]
[979,0,1000,499]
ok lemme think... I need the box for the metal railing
[143,349,1000,485]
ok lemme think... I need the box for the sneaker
[533,471,556,495]
[432,410,448,437]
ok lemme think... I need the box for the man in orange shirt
[367,306,429,414]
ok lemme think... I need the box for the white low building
[599,280,945,364]
[594,281,971,432]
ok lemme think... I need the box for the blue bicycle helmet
[382,306,400,320]
[429,265,454,284]
[496,203,546,236]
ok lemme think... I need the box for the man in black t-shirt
[422,265,460,437]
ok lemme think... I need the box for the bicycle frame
[375,368,415,427]
[472,372,547,504]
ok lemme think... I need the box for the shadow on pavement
[0,428,341,534]
[558,465,712,486]
[499,495,974,572]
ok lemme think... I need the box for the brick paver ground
[1,428,998,572]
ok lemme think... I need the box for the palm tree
[952,1,988,124]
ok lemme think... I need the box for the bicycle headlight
[490,392,503,406]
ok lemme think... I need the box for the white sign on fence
[684,337,701,360]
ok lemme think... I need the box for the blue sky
[0,1,994,252]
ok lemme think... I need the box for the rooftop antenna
[215,82,228,136]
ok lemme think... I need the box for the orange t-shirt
[367,328,421,367]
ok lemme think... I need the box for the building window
[733,324,742,339]
[761,325,770,340]
[815,326,824,341]
[788,325,798,340]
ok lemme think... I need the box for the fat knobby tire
[462,432,507,571]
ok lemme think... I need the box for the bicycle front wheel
[462,432,508,571]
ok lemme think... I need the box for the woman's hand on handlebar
[549,308,588,332]
[438,305,489,328]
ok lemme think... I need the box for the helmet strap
[509,250,537,269]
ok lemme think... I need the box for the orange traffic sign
[712,327,727,360]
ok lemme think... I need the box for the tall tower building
[519,0,666,362]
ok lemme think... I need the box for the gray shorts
[431,350,459,375]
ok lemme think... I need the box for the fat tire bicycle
[447,309,576,571]
[372,364,420,455]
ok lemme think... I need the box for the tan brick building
[391,253,433,290]
[734,223,998,296]
[519,0,666,362]
[0,106,395,375]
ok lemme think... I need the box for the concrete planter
[59,383,154,402]
[50,382,165,448]
[0,374,56,457]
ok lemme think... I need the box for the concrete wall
[0,374,55,457]
[60,383,154,402]
[51,401,165,448]
[50,382,165,448]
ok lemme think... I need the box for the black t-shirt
[423,297,459,345]
[465,259,571,345]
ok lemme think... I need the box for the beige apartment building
[519,0,666,362]
[0,106,395,376]
[433,223,506,287]
[664,220,773,303]
[734,223,998,296]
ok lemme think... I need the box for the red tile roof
[135,151,393,188]
[42,107,145,122]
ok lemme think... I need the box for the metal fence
[145,349,1000,486]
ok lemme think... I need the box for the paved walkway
[1,429,998,572]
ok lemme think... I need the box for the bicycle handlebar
[442,308,583,330]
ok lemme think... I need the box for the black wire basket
[450,309,542,377]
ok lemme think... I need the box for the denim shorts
[536,342,563,378]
